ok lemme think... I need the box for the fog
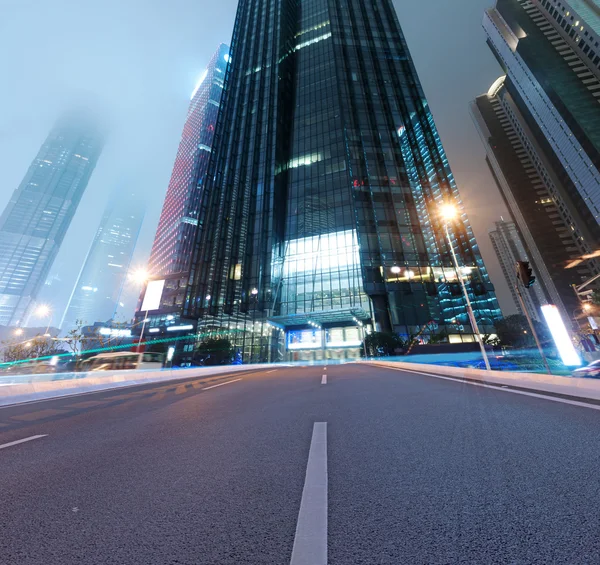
[0,0,513,327]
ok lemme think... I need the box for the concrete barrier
[363,360,600,402]
[0,364,275,407]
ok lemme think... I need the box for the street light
[34,304,52,336]
[13,328,23,337]
[129,268,151,349]
[440,203,491,371]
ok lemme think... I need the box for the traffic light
[516,261,536,288]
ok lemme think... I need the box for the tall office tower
[489,219,546,321]
[148,43,229,277]
[0,113,103,326]
[183,0,501,362]
[61,192,145,332]
[473,0,600,320]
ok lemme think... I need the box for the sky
[0,0,514,328]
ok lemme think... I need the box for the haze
[0,0,513,326]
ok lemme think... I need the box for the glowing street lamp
[129,268,150,286]
[13,328,24,337]
[34,304,52,336]
[440,203,491,371]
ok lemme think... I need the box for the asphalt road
[2,363,600,564]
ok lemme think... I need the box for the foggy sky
[0,0,513,327]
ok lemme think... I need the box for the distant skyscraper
[61,192,145,331]
[473,0,600,320]
[489,220,546,321]
[148,43,229,277]
[0,113,103,326]
[182,0,501,362]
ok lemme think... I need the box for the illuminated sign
[167,347,176,362]
[141,279,165,312]
[541,304,581,366]
[287,329,322,350]
[167,324,194,332]
[98,328,132,338]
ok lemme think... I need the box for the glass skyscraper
[185,0,501,362]
[489,219,546,322]
[148,43,230,277]
[472,0,600,324]
[0,113,103,326]
[61,191,145,331]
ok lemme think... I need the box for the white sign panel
[141,279,165,312]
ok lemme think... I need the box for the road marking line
[323,367,327,370]
[0,435,47,450]
[382,366,600,412]
[321,374,327,385]
[264,369,278,374]
[290,422,327,565]
[202,378,243,391]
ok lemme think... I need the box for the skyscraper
[148,43,229,277]
[483,0,600,232]
[61,191,145,331]
[0,113,103,326]
[184,0,501,362]
[489,219,546,321]
[472,0,600,321]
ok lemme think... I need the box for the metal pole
[445,223,491,371]
[515,285,552,375]
[137,310,148,350]
[360,324,368,358]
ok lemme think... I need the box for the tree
[427,331,448,345]
[3,335,64,363]
[194,338,234,366]
[64,319,85,356]
[362,332,404,357]
[494,314,551,348]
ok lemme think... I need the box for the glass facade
[60,192,145,332]
[148,43,229,277]
[489,220,547,322]
[472,81,600,323]
[185,0,501,362]
[0,113,103,326]
[484,0,600,226]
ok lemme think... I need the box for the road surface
[1,363,600,564]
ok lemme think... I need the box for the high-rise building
[0,113,103,326]
[148,43,229,277]
[489,219,546,321]
[61,191,145,332]
[182,0,501,362]
[472,0,600,321]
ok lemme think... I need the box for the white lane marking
[382,366,600,412]
[290,422,327,565]
[264,370,277,374]
[321,374,327,385]
[323,367,327,370]
[201,378,243,391]
[0,434,48,451]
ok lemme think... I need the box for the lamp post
[129,269,150,350]
[440,204,491,371]
[34,304,52,336]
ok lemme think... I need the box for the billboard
[141,279,165,312]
